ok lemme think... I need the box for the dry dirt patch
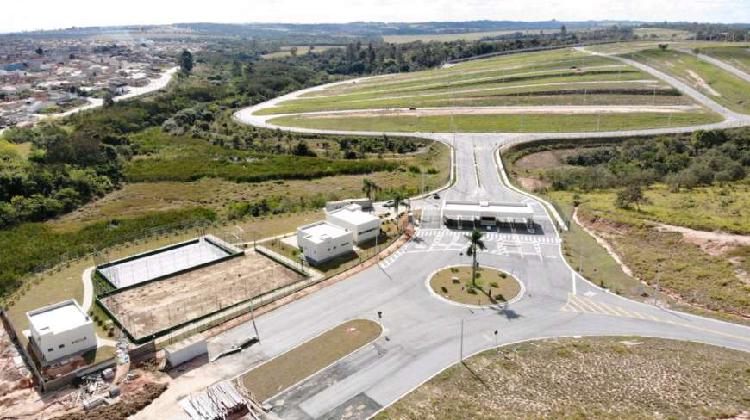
[377,337,750,420]
[687,69,722,96]
[102,250,303,339]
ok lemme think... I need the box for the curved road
[141,52,750,420]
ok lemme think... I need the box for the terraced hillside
[623,46,750,114]
[256,48,721,132]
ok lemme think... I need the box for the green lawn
[626,48,750,113]
[270,111,720,133]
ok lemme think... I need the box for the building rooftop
[27,300,90,336]
[443,201,535,217]
[327,205,380,225]
[298,221,351,244]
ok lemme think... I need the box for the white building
[442,201,535,227]
[326,204,381,244]
[26,300,96,363]
[297,221,354,264]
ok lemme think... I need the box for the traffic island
[429,266,521,307]
[237,319,381,402]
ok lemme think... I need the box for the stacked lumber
[180,380,262,420]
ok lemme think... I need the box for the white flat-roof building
[297,221,354,264]
[442,201,535,226]
[326,205,381,244]
[26,300,96,363]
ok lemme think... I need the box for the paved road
[140,52,750,420]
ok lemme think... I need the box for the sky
[3,0,749,33]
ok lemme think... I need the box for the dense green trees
[544,128,749,192]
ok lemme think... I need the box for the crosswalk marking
[561,294,664,322]
[416,229,560,244]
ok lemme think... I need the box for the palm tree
[465,229,486,289]
[362,179,378,201]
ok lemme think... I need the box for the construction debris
[179,380,263,420]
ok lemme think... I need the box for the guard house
[26,300,96,364]
[326,204,381,244]
[442,201,535,228]
[297,221,354,264]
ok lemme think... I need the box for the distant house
[26,300,96,364]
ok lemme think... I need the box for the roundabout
[427,265,522,308]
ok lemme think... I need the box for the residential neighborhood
[0,36,194,128]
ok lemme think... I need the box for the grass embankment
[504,138,750,322]
[699,45,750,75]
[429,266,520,306]
[626,48,750,114]
[257,71,682,115]
[239,319,381,402]
[270,112,719,133]
[377,337,750,419]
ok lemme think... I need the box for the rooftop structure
[297,221,354,264]
[326,204,381,244]
[442,201,535,226]
[26,300,96,363]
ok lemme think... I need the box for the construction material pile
[180,381,262,420]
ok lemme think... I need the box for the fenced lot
[98,235,240,289]
[100,249,303,340]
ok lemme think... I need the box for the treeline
[644,23,750,41]
[543,128,749,191]
[283,26,633,75]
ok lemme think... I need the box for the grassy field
[547,183,750,234]
[51,141,450,231]
[238,319,381,401]
[377,337,750,419]
[258,47,717,133]
[429,266,520,306]
[261,45,341,59]
[625,48,750,113]
[382,29,557,43]
[270,112,720,133]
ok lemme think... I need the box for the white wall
[326,213,380,244]
[33,323,96,362]
[297,231,354,264]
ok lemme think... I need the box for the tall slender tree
[465,229,486,288]
[180,50,194,74]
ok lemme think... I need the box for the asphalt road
[139,52,750,420]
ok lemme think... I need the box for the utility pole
[249,298,260,342]
[459,319,464,362]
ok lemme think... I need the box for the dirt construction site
[101,249,304,340]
